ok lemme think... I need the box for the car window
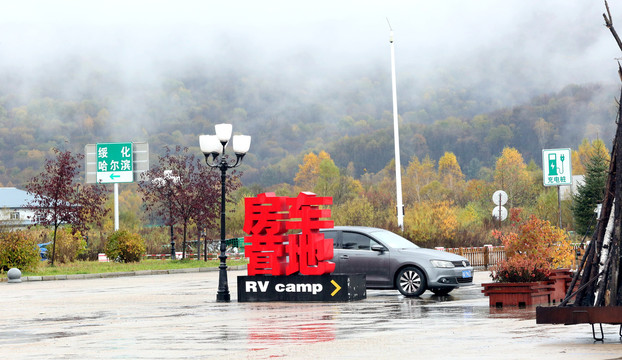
[322,230,339,249]
[370,229,419,249]
[342,232,380,251]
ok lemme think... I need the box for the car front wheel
[396,267,426,297]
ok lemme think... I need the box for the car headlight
[430,260,455,268]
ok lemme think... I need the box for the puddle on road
[5,285,541,353]
[228,286,545,350]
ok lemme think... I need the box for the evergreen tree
[572,149,608,235]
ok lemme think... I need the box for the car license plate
[462,270,471,278]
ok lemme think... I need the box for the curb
[1,265,247,283]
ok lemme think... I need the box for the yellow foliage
[574,138,610,175]
[571,150,584,175]
[438,152,463,179]
[294,151,331,192]
[494,147,531,207]
[404,155,437,203]
[404,200,458,243]
[54,228,86,264]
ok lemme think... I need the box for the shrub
[491,213,572,282]
[491,257,551,283]
[53,227,86,264]
[105,230,146,263]
[0,231,40,272]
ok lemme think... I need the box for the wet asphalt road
[1,270,621,359]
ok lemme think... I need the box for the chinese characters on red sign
[243,192,335,276]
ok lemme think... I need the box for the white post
[114,182,119,231]
[389,29,404,231]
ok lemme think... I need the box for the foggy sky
[1,0,620,125]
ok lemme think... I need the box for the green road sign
[542,148,572,186]
[96,142,134,183]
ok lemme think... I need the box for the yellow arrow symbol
[331,280,342,296]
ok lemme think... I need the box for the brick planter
[546,269,573,304]
[482,281,555,308]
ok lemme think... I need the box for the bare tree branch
[604,0,622,52]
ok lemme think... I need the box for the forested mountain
[0,56,618,188]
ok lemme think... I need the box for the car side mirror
[371,244,387,253]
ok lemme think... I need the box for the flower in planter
[491,211,572,283]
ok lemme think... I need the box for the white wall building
[559,175,585,201]
[0,187,37,229]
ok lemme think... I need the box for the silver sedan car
[322,226,474,296]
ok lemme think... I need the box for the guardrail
[438,245,583,270]
[438,246,505,269]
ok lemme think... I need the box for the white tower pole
[389,26,404,231]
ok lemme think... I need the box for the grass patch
[21,258,248,277]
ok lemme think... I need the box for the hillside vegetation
[0,60,617,248]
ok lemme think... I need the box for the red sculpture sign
[243,192,335,276]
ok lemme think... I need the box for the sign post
[492,190,508,227]
[542,148,572,228]
[96,142,133,231]
[85,142,149,232]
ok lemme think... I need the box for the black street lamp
[200,124,251,302]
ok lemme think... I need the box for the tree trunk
[182,221,187,259]
[50,223,59,266]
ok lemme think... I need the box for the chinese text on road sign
[96,142,134,183]
[542,148,572,186]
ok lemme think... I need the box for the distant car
[322,226,473,296]
[38,241,52,261]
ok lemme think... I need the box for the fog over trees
[0,1,620,188]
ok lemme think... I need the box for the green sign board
[96,142,134,183]
[542,148,572,186]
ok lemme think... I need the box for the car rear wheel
[396,267,426,297]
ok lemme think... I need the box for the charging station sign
[542,148,572,186]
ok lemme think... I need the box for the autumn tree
[26,148,109,266]
[332,197,376,226]
[404,200,458,245]
[138,146,233,259]
[294,151,331,192]
[314,157,340,198]
[493,147,532,208]
[533,118,554,149]
[572,138,610,175]
[438,151,465,202]
[403,155,436,203]
[314,157,363,204]
[571,149,584,176]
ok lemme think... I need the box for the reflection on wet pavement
[2,271,621,360]
[222,285,508,349]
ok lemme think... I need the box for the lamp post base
[216,291,231,302]
[216,240,230,302]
